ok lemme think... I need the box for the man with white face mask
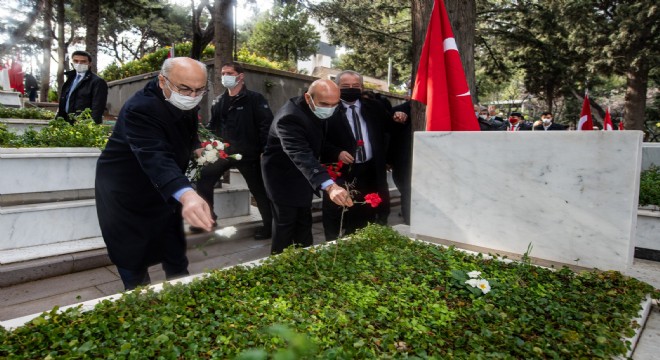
[533,111,567,131]
[195,62,274,239]
[261,79,353,254]
[56,50,108,124]
[95,57,215,290]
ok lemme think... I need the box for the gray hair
[335,70,363,87]
[161,57,208,77]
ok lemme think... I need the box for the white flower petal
[476,279,491,294]
[467,271,481,279]
[215,226,238,238]
[233,154,242,160]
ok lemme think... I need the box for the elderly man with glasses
[95,57,215,290]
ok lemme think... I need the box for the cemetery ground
[0,201,659,358]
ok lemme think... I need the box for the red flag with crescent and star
[577,91,594,131]
[603,107,614,131]
[412,0,479,131]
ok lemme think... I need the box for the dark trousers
[117,260,189,291]
[196,158,272,229]
[270,202,313,254]
[322,160,384,241]
[28,89,37,102]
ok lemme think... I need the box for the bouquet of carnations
[187,138,242,180]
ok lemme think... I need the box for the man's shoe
[253,227,272,240]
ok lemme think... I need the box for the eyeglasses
[163,76,208,97]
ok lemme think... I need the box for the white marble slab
[0,186,252,251]
[411,131,643,271]
[642,143,660,170]
[0,118,50,135]
[0,90,21,107]
[636,210,660,251]
[0,148,101,195]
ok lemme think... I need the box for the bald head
[158,57,208,98]
[305,79,340,109]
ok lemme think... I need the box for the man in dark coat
[95,57,215,290]
[533,111,567,131]
[195,62,273,239]
[24,73,38,102]
[56,50,108,124]
[387,100,412,225]
[319,70,393,241]
[261,79,353,254]
[498,111,533,131]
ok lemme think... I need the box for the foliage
[99,43,215,81]
[306,0,412,86]
[100,43,289,82]
[0,105,55,120]
[0,110,110,148]
[98,0,193,64]
[0,225,654,358]
[639,166,660,206]
[247,3,319,67]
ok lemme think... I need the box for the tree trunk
[84,0,100,73]
[445,0,476,103]
[192,0,216,60]
[623,59,648,131]
[40,0,53,102]
[55,0,66,95]
[545,83,553,113]
[410,0,433,133]
[213,0,234,97]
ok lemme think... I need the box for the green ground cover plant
[0,110,110,148]
[639,165,660,206]
[0,225,655,359]
[0,105,55,119]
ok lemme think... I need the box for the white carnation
[232,154,242,161]
[215,226,237,238]
[204,150,219,163]
[465,279,479,287]
[205,144,213,151]
[215,142,224,150]
[196,156,206,166]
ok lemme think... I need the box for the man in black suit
[56,50,108,124]
[95,57,215,290]
[533,111,567,131]
[320,70,393,240]
[499,111,533,131]
[261,79,353,254]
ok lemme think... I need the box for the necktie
[66,74,83,113]
[350,105,366,163]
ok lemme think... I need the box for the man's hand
[180,191,215,231]
[393,111,408,123]
[338,150,354,164]
[194,148,204,158]
[326,183,353,207]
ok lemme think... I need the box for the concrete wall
[106,61,406,123]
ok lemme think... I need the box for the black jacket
[261,96,332,207]
[533,122,567,131]
[206,86,273,161]
[95,78,200,270]
[57,69,108,124]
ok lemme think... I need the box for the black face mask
[340,88,362,102]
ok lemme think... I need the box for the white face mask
[164,82,204,110]
[73,63,89,74]
[542,118,552,125]
[221,75,239,89]
[308,96,337,120]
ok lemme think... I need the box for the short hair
[161,57,208,78]
[72,50,93,62]
[510,111,524,119]
[221,62,244,74]
[335,70,363,87]
[541,111,553,117]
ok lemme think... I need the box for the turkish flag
[577,92,594,131]
[412,0,479,131]
[603,107,613,131]
[618,121,624,130]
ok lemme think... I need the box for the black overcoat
[261,96,332,207]
[95,78,199,270]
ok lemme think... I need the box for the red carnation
[212,140,219,148]
[219,151,228,159]
[364,193,382,208]
[357,140,364,147]
[201,141,211,147]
